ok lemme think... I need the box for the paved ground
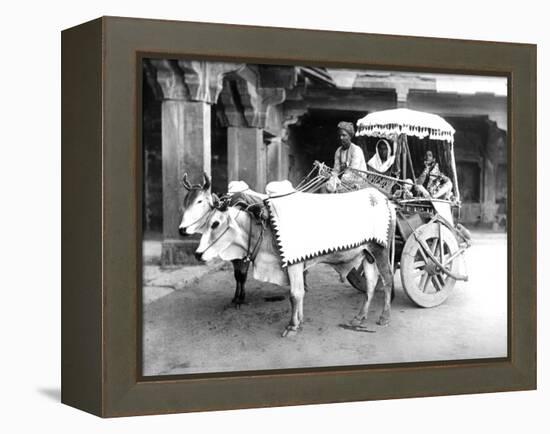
[142,231,507,376]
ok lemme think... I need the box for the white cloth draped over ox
[266,188,393,267]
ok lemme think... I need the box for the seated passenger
[326,121,367,192]
[332,121,367,174]
[367,139,396,174]
[416,150,454,199]
[430,175,454,199]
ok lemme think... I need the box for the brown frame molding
[61,16,536,417]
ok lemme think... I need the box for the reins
[198,223,232,256]
[242,211,265,270]
[186,206,216,231]
[197,205,265,268]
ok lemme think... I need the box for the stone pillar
[395,84,409,108]
[221,71,286,193]
[160,100,211,265]
[481,121,501,225]
[280,112,306,186]
[227,127,266,192]
[266,136,288,182]
[151,60,218,265]
[151,60,246,265]
[161,99,184,251]
[161,101,211,239]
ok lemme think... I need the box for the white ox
[178,173,265,306]
[195,192,396,337]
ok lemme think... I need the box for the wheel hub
[424,261,439,275]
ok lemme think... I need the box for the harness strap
[199,224,231,256]
[185,206,215,232]
[242,209,265,272]
[196,205,265,267]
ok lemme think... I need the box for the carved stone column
[280,111,307,186]
[221,69,286,191]
[395,83,410,108]
[178,60,244,104]
[150,60,188,264]
[266,136,288,182]
[227,127,266,192]
[151,60,241,265]
[158,99,212,243]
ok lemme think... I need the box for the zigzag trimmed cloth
[266,188,392,267]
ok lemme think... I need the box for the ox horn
[202,172,211,191]
[182,173,193,191]
[211,193,220,209]
[211,193,228,211]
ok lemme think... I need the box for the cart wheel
[400,222,460,308]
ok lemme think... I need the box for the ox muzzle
[179,226,189,236]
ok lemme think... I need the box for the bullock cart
[302,108,471,308]
[356,108,470,307]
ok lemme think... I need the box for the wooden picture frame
[61,16,536,417]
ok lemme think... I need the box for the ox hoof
[234,300,248,308]
[226,298,247,309]
[282,325,299,337]
[350,316,366,327]
[377,314,390,327]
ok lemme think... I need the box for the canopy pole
[401,134,407,180]
[450,143,460,202]
[404,136,416,183]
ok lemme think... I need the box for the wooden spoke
[443,248,463,267]
[420,272,430,293]
[433,244,442,267]
[413,260,426,269]
[430,238,439,255]
[431,275,444,292]
[438,224,444,263]
[417,241,429,262]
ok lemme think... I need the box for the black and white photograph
[2,0,544,429]
[141,60,508,376]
